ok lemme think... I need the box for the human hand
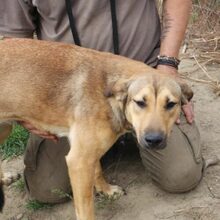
[19,121,59,142]
[156,65,194,124]
[156,64,178,76]
[179,101,194,124]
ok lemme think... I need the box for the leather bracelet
[157,55,180,69]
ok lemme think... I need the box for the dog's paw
[2,172,21,186]
[106,184,125,196]
[97,184,126,200]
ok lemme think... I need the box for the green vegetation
[51,188,73,200]
[95,193,120,210]
[12,178,25,192]
[0,124,29,159]
[25,199,53,211]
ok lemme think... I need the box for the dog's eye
[133,100,146,108]
[165,101,177,110]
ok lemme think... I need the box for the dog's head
[107,73,193,150]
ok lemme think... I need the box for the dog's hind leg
[0,123,11,211]
[94,161,125,197]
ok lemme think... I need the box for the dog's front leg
[95,161,124,197]
[66,149,96,220]
[66,128,97,220]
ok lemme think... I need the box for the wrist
[157,55,180,70]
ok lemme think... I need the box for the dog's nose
[144,132,164,148]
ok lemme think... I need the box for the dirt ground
[1,58,220,220]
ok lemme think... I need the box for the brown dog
[0,39,193,220]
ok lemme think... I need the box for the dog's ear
[178,81,194,104]
[104,81,129,102]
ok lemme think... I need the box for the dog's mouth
[138,132,167,150]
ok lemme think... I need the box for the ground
[1,58,220,220]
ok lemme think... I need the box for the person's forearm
[160,0,192,58]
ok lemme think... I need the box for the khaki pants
[139,115,203,193]
[2,115,203,203]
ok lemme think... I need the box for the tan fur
[0,39,193,220]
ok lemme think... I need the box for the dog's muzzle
[139,132,167,150]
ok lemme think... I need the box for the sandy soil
[1,58,220,220]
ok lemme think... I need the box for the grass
[12,178,25,192]
[190,10,199,24]
[25,189,71,212]
[51,188,73,200]
[95,193,120,210]
[25,199,54,211]
[0,124,29,159]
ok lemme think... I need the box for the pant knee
[140,148,204,193]
[153,159,204,193]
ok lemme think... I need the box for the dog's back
[0,39,150,134]
[0,39,91,133]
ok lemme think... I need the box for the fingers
[18,121,34,130]
[182,101,194,124]
[175,118,180,124]
[19,121,59,142]
[176,101,194,125]
[30,132,59,142]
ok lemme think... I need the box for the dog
[0,38,193,220]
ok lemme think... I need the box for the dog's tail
[0,177,4,212]
[0,149,5,212]
[0,160,4,212]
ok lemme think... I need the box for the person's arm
[157,0,192,74]
[160,0,192,58]
[157,0,194,124]
[19,121,59,142]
